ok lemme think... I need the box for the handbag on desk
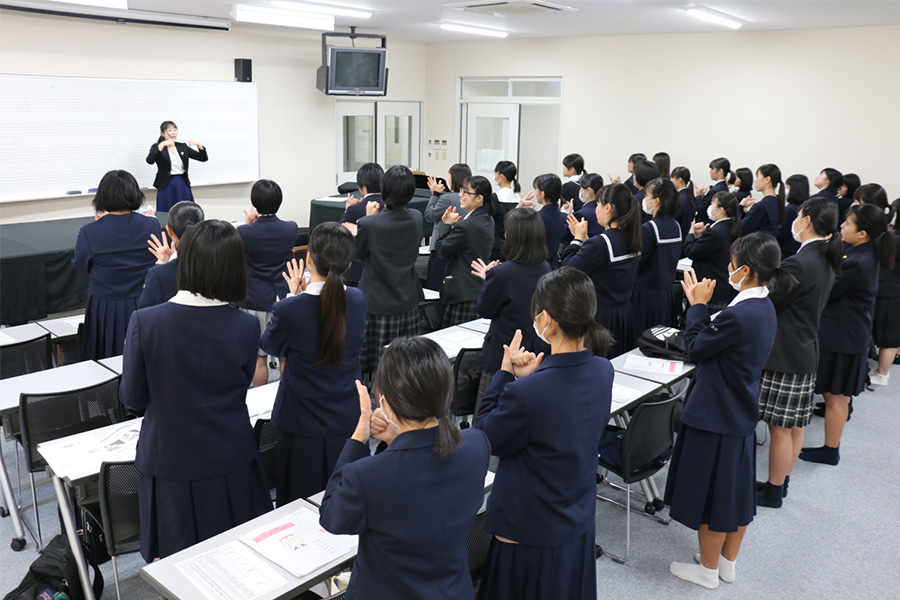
[637,326,690,362]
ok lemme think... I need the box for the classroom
[1,1,899,599]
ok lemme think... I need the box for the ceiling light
[49,0,128,8]
[683,7,742,30]
[440,23,508,38]
[232,4,334,29]
[270,1,371,19]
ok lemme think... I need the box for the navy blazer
[877,233,900,298]
[776,203,802,258]
[682,297,777,437]
[561,228,639,310]
[741,195,779,238]
[320,428,490,600]
[357,207,424,315]
[674,189,695,238]
[683,220,737,304]
[145,141,208,191]
[623,175,638,195]
[260,287,367,437]
[538,203,567,268]
[818,241,880,354]
[435,205,494,305]
[489,194,511,261]
[476,260,551,372]
[636,217,682,290]
[561,180,583,212]
[694,181,729,225]
[562,201,605,245]
[341,193,384,225]
[121,302,259,479]
[812,188,839,206]
[477,351,613,546]
[137,259,178,308]
[237,216,298,312]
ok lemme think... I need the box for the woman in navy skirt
[741,164,784,238]
[121,220,272,560]
[73,170,161,360]
[476,267,613,600]
[800,204,896,465]
[146,120,208,212]
[870,198,900,386]
[260,223,367,504]
[561,183,641,357]
[665,233,789,589]
[632,177,682,344]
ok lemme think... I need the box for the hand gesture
[500,330,544,378]
[681,268,716,307]
[186,139,201,148]
[341,222,359,236]
[370,405,401,445]
[567,213,588,241]
[365,201,381,216]
[94,210,108,221]
[282,257,307,296]
[442,206,461,225]
[562,199,574,214]
[243,205,259,224]
[147,231,175,262]
[351,381,373,443]
[690,220,708,238]
[345,193,361,210]
[695,184,707,197]
[470,258,499,280]
[427,175,446,195]
[740,196,756,210]
[519,191,535,209]
[609,174,622,184]
[158,139,174,151]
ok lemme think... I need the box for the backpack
[3,534,104,600]
[637,326,691,362]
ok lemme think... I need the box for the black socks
[799,445,840,466]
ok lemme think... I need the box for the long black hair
[713,191,743,242]
[757,163,786,224]
[530,267,613,356]
[599,183,642,255]
[798,197,842,273]
[494,160,521,194]
[848,205,896,270]
[730,233,796,293]
[671,166,695,207]
[308,222,356,367]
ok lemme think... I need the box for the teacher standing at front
[146,120,208,212]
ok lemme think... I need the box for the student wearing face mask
[522,174,567,268]
[562,173,605,243]
[671,166,696,239]
[683,192,742,314]
[694,157,731,225]
[776,175,809,259]
[741,164,785,238]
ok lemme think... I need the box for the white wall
[424,25,900,198]
[0,10,427,224]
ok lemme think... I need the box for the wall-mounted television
[317,46,388,96]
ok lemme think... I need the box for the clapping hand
[282,257,307,296]
[500,329,544,378]
[740,196,756,210]
[695,184,708,197]
[427,175,446,195]
[519,191,535,209]
[147,231,175,262]
[470,258,499,280]
[608,174,622,184]
[345,193,361,210]
[351,381,373,443]
[566,213,588,241]
[681,268,716,307]
[243,205,259,224]
[690,220,708,237]
[562,199,574,214]
[365,201,381,216]
[442,206,461,225]
[341,222,359,236]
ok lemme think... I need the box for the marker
[66,190,82,195]
[88,188,98,193]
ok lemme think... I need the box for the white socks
[670,561,719,589]
[693,553,736,583]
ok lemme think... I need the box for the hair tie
[436,409,449,419]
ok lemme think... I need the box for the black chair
[452,348,483,429]
[18,376,124,549]
[415,254,430,285]
[466,509,492,584]
[337,182,358,194]
[596,396,677,563]
[418,300,446,334]
[0,332,52,380]
[98,460,141,600]
[254,418,279,493]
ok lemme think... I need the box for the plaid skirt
[359,309,420,374]
[758,369,817,428]
[442,301,478,328]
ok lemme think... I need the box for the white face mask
[533,313,550,344]
[728,266,747,292]
[642,198,654,215]
[791,218,807,243]
[707,205,719,220]
[379,396,397,427]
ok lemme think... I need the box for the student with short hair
[694,157,731,225]
[671,166,696,238]
[340,162,385,225]
[632,159,661,204]
[561,153,586,211]
[524,173,567,268]
[837,173,860,217]
[238,179,299,387]
[683,191,742,313]
[424,163,471,290]
[611,152,646,195]
[811,167,843,205]
[741,164,785,238]
[138,200,205,308]
[776,174,809,259]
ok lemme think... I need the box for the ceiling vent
[445,1,576,18]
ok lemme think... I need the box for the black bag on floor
[3,534,104,600]
[637,326,691,362]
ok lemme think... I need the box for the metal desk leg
[0,441,27,550]
[50,469,95,600]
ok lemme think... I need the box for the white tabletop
[610,372,664,416]
[0,360,117,413]
[420,326,485,361]
[98,355,123,374]
[456,318,491,335]
[418,245,430,256]
[422,288,440,301]
[610,347,695,386]
[0,323,51,346]
[34,314,85,339]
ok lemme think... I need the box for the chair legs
[597,475,670,564]
[29,473,43,551]
[112,555,122,600]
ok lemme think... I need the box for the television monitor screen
[325,47,386,95]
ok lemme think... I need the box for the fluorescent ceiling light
[232,4,334,29]
[684,7,742,30]
[48,0,127,8]
[270,1,371,19]
[440,22,508,38]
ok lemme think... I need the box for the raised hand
[562,200,574,214]
[567,213,588,241]
[690,220,708,237]
[442,206,461,225]
[351,381,374,443]
[500,329,543,378]
[365,201,381,216]
[370,405,401,445]
[243,205,259,224]
[519,191,536,209]
[341,222,359,236]
[427,175,446,195]
[470,258,499,280]
[609,174,622,184]
[681,268,716,306]
[282,257,307,296]
[147,231,175,262]
[345,193,361,210]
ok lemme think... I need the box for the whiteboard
[0,74,260,203]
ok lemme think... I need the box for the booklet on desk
[623,354,684,376]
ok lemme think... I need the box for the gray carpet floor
[1,360,897,599]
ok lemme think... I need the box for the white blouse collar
[168,290,227,307]
[711,285,768,321]
[799,237,826,250]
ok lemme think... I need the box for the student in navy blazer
[665,234,787,590]
[260,223,367,505]
[871,198,900,386]
[145,120,208,212]
[237,179,299,386]
[731,167,754,207]
[683,192,742,313]
[836,173,860,219]
[811,168,843,208]
[138,201,205,308]
[424,164,471,290]
[560,153,586,212]
[741,164,785,238]
[632,159,661,217]
[340,163,384,286]
[524,174,567,268]
[562,173,605,245]
[694,157,730,225]
[671,166,696,239]
[320,337,490,600]
[775,174,808,259]
[476,268,613,600]
[121,220,272,561]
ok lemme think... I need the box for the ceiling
[47,0,900,42]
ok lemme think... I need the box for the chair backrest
[0,333,52,380]
[19,376,124,473]
[323,591,346,600]
[667,379,692,433]
[452,348,483,417]
[418,301,446,334]
[467,509,492,583]
[254,418,278,491]
[99,460,141,557]
[415,254,430,283]
[621,396,676,482]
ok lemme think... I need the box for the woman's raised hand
[147,231,175,263]
[365,201,381,216]
[243,205,259,224]
[442,206,461,225]
[500,329,544,378]
[427,175,446,195]
[370,405,401,445]
[282,257,307,296]
[566,213,589,241]
[681,268,716,306]
[351,381,373,443]
[470,258,499,280]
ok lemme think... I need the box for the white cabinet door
[464,103,519,183]
[376,101,420,172]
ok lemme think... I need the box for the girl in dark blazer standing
[471,208,550,399]
[870,198,900,386]
[145,120,208,213]
[476,267,613,600]
[732,167,754,206]
[523,174,567,268]
[776,174,809,259]
[436,175,495,327]
[121,220,272,560]
[356,165,424,375]
[684,192,742,313]
[741,164,784,238]
[633,178,683,343]
[424,163,471,290]
[671,166,696,238]
[260,223,367,505]
[560,153,586,212]
[800,204,896,466]
[561,183,642,358]
[694,157,730,225]
[562,173,605,244]
[320,337,490,600]
[811,167,843,206]
[139,201,205,308]
[666,234,790,589]
[757,198,840,507]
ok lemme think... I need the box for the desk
[456,318,490,335]
[35,314,84,340]
[0,323,51,346]
[610,347,695,387]
[98,354,123,374]
[420,326,486,361]
[610,372,663,417]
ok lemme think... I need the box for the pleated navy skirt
[476,525,596,600]
[664,424,756,533]
[815,350,867,397]
[596,303,633,359]
[631,285,675,347]
[873,296,900,348]
[275,429,352,507]
[80,293,138,360]
[138,457,272,561]
[156,174,194,213]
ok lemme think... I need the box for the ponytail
[434,411,464,457]
[758,163,785,224]
[769,265,797,295]
[776,180,786,224]
[585,321,614,357]
[672,166,694,207]
[601,183,642,255]
[876,232,897,271]
[800,197,842,273]
[494,160,521,194]
[731,232,797,293]
[850,204,896,270]
[307,223,355,367]
[714,191,742,241]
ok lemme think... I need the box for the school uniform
[561,176,583,212]
[873,232,900,348]
[356,206,424,373]
[683,218,738,312]
[562,201,604,246]
[836,195,853,220]
[490,194,512,261]
[693,181,728,225]
[342,194,384,286]
[146,141,208,212]
[664,288,777,532]
[674,188,695,238]
[260,284,367,505]
[476,351,613,600]
[760,239,835,428]
[812,188,840,207]
[72,212,161,360]
[423,192,467,290]
[237,215,298,312]
[137,259,178,308]
[741,195,779,238]
[561,228,639,357]
[632,217,682,344]
[435,205,494,326]
[734,189,751,203]
[538,202,567,268]
[319,427,491,600]
[121,291,272,560]
[816,241,880,396]
[623,174,638,195]
[776,203,802,258]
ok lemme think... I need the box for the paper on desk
[612,383,641,404]
[623,354,683,376]
[39,422,142,480]
[240,506,357,578]
[64,317,84,330]
[676,258,693,272]
[0,331,15,344]
[246,384,277,426]
[175,540,288,600]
